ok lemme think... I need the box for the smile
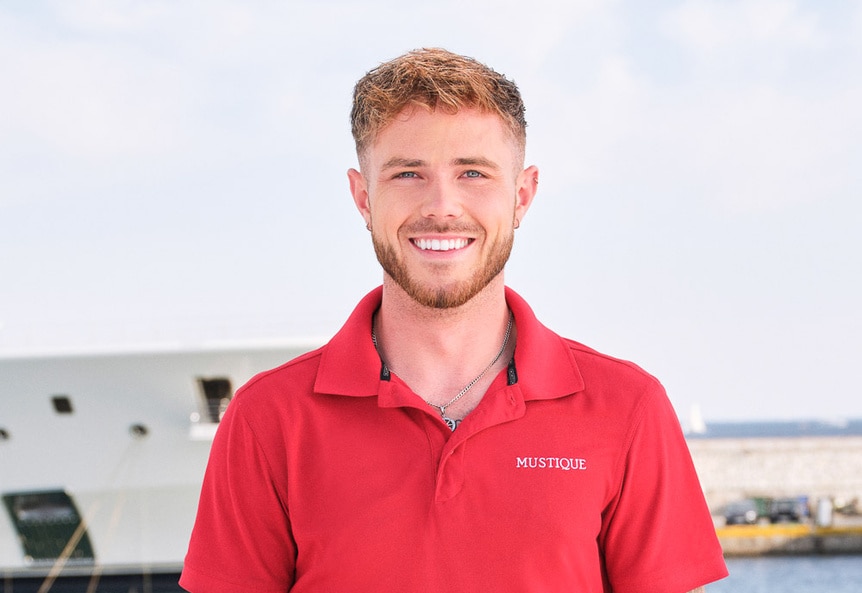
[412,238,472,252]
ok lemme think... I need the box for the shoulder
[241,346,324,393]
[229,347,325,416]
[210,347,328,460]
[563,337,664,396]
[556,337,678,450]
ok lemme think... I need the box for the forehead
[362,106,520,169]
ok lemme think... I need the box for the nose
[420,179,463,220]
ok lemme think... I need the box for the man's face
[349,107,537,309]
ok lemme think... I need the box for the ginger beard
[371,219,515,309]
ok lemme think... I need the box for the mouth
[411,238,473,252]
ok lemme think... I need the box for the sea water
[7,557,862,592]
[711,555,862,593]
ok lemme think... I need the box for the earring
[514,218,521,229]
[366,222,371,231]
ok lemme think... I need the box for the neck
[373,274,514,406]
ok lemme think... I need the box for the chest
[281,391,625,591]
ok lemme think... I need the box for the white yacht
[0,342,317,591]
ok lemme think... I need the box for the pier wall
[687,436,862,512]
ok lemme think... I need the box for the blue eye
[464,170,482,178]
[396,171,418,178]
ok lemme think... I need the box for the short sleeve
[180,397,295,593]
[599,384,728,593]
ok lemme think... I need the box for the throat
[371,311,515,430]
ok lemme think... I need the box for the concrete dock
[685,427,862,555]
[717,522,862,555]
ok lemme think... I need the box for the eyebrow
[453,157,501,170]
[380,157,501,170]
[381,157,426,170]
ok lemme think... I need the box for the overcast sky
[2,1,860,424]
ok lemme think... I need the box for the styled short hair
[351,48,526,162]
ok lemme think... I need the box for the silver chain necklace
[371,311,514,431]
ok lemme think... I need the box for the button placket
[433,385,526,502]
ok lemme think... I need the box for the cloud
[661,0,824,53]
[525,54,646,191]
[665,85,861,213]
[652,1,861,212]
[518,1,861,215]
[0,7,199,206]
[0,1,356,207]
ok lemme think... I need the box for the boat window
[2,491,94,563]
[197,377,233,423]
[52,395,74,414]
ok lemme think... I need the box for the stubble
[371,222,514,309]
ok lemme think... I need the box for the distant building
[686,420,862,512]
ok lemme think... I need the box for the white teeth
[415,238,469,251]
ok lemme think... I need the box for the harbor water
[711,555,862,592]
[5,557,862,592]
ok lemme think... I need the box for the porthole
[129,424,149,438]
[52,395,74,414]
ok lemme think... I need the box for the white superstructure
[0,342,318,581]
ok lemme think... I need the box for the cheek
[371,207,410,239]
[372,196,418,226]
[475,199,518,227]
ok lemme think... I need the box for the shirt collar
[314,286,584,401]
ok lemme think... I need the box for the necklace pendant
[442,416,460,431]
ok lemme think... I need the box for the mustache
[401,220,483,234]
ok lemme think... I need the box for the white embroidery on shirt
[515,457,587,471]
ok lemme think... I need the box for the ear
[347,168,372,227]
[514,165,539,226]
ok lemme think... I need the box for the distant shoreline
[686,418,862,439]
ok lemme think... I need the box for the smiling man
[349,107,533,313]
[181,48,728,593]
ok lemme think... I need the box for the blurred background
[2,0,861,424]
[2,3,862,591]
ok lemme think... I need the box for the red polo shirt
[181,287,727,593]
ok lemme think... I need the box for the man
[181,48,728,593]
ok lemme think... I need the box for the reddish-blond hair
[351,48,527,163]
